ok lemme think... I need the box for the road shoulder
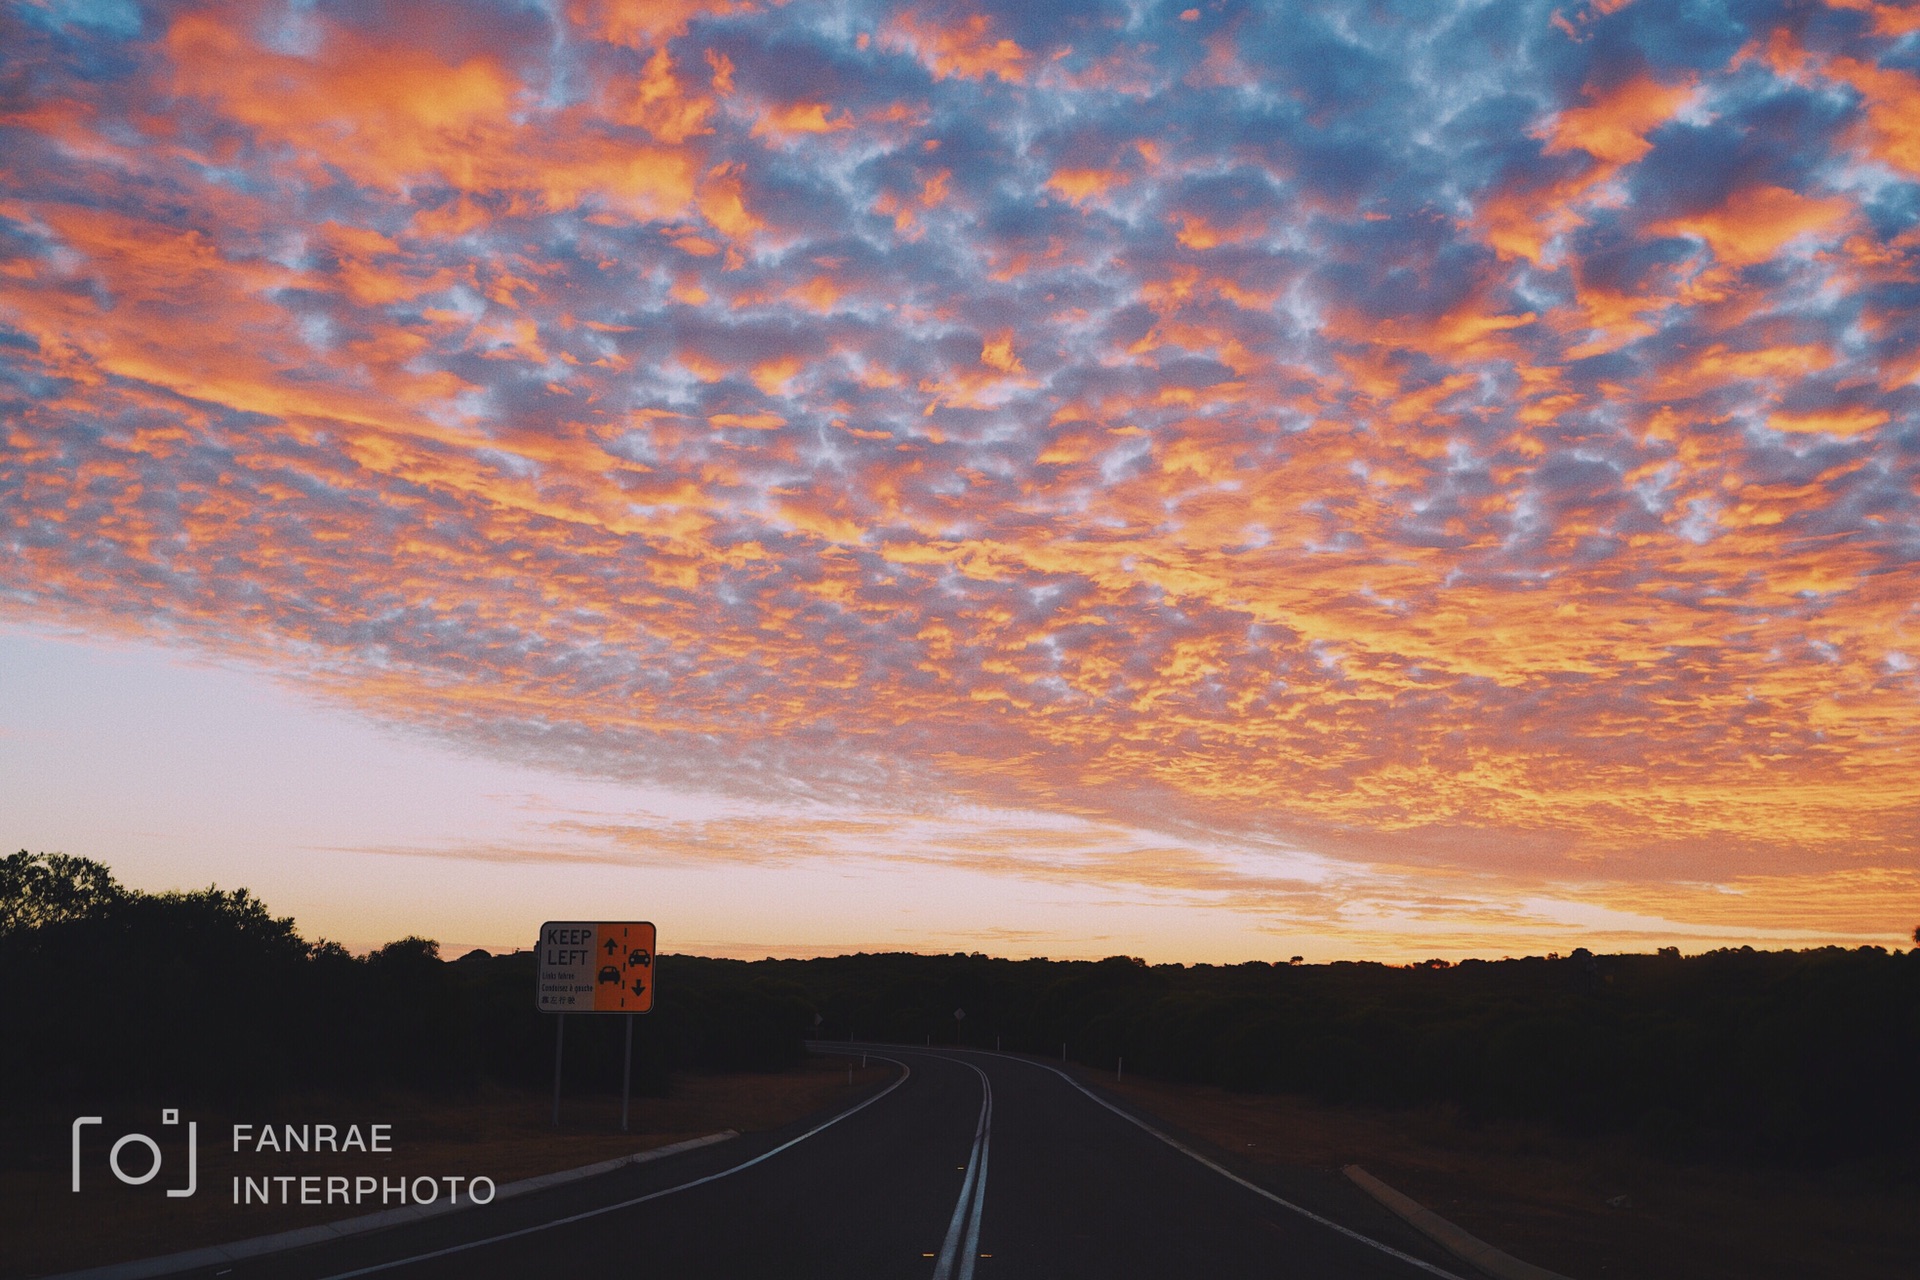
[1344,1164,1573,1280]
[43,1133,739,1280]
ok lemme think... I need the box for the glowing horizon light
[2,0,1917,961]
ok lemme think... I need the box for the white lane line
[941,1048,1469,1280]
[930,1057,992,1280]
[956,1069,991,1280]
[45,1133,739,1280]
[312,1057,912,1280]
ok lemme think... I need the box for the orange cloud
[163,13,701,220]
[1650,184,1852,266]
[981,332,1024,373]
[1469,75,1697,263]
[164,15,517,179]
[1539,72,1695,165]
[1173,214,1232,250]
[1046,167,1121,204]
[751,101,855,138]
[611,47,717,144]
[697,161,761,238]
[888,11,1031,82]
[1767,407,1889,436]
[1829,56,1920,177]
[567,0,753,48]
[1823,0,1920,36]
[708,411,786,430]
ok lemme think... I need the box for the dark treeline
[0,852,814,1106]
[780,946,1919,1168]
[6,852,1915,1168]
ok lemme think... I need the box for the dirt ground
[1091,1070,1918,1280]
[2,1056,893,1280]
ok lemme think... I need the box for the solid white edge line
[313,1056,912,1280]
[929,1057,990,1280]
[1345,1165,1575,1280]
[889,1046,1469,1280]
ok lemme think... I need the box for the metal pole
[551,1013,565,1128]
[1118,1056,1123,1081]
[620,1013,633,1133]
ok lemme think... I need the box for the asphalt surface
[179,1047,1469,1280]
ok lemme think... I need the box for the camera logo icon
[72,1109,197,1198]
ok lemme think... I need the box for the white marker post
[552,1014,565,1129]
[621,1014,634,1133]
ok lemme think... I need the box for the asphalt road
[188,1047,1469,1280]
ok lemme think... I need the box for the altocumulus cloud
[2,0,1918,940]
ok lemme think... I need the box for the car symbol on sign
[597,966,622,984]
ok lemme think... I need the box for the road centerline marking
[930,1056,992,1280]
[926,1046,1469,1280]
[956,1070,991,1280]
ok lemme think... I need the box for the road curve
[171,1046,1467,1279]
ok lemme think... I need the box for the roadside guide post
[552,1014,565,1128]
[537,921,656,1130]
[621,1015,634,1133]
[954,1006,965,1046]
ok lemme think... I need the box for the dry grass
[2,1058,893,1279]
[1094,1072,1918,1280]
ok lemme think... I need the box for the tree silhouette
[0,850,124,937]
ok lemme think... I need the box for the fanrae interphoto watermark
[71,1112,495,1208]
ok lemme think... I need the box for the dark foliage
[0,848,125,935]
[6,852,1914,1167]
[0,853,812,1107]
[775,945,1920,1168]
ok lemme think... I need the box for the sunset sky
[3,0,1917,962]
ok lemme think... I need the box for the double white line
[929,1058,992,1280]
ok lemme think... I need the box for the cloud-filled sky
[3,0,1917,959]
